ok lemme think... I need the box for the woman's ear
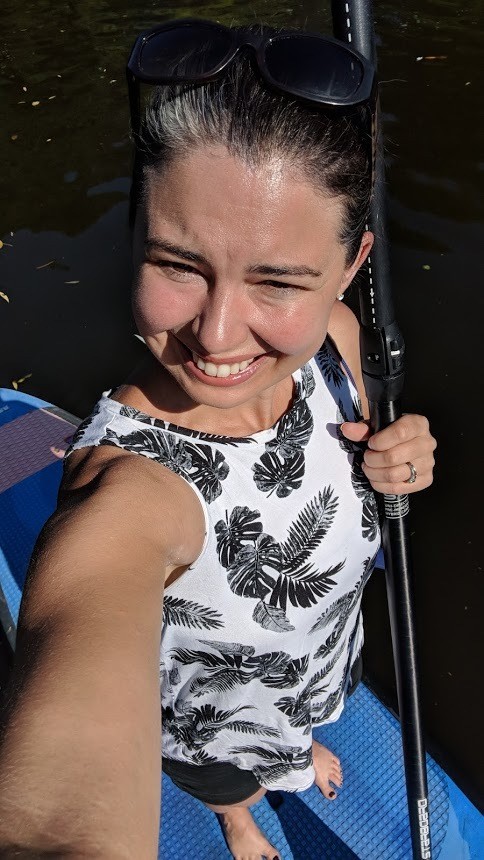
[340,230,374,293]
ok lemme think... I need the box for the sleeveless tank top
[65,337,381,793]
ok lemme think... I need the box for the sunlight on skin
[130,145,372,438]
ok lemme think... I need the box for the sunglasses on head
[126,18,377,137]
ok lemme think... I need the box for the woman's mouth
[177,342,272,387]
[192,352,255,378]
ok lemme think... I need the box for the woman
[0,21,436,860]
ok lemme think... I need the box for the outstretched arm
[0,454,179,858]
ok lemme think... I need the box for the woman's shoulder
[327,301,369,419]
[61,440,206,571]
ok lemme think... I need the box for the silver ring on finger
[404,461,417,484]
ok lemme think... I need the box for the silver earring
[337,293,345,301]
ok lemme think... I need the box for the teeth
[193,353,253,377]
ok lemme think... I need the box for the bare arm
[0,453,202,858]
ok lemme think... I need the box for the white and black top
[65,337,381,793]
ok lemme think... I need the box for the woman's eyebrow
[144,238,209,266]
[247,263,323,278]
[145,239,323,278]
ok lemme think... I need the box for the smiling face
[132,146,371,433]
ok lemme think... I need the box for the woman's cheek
[261,303,330,357]
[132,281,191,335]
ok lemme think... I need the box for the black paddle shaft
[330,2,432,858]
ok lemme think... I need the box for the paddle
[330,2,432,857]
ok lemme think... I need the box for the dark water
[1,0,483,806]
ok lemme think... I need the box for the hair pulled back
[130,24,372,265]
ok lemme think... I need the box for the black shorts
[161,757,262,805]
[162,653,363,806]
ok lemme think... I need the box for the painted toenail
[329,791,336,798]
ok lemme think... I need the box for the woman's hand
[340,414,437,494]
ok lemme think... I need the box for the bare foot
[312,738,343,800]
[217,806,281,860]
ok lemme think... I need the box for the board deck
[0,387,481,859]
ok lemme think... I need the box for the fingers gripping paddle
[331,1,432,858]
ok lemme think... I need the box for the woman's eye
[157,261,199,278]
[263,280,298,295]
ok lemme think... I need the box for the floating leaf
[32,101,40,106]
[65,280,80,284]
[11,134,18,140]
[46,138,52,142]
[36,260,55,269]
[12,373,32,390]
[422,265,431,270]
[48,95,56,100]
[22,86,27,92]
[0,292,9,303]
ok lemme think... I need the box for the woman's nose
[192,285,248,355]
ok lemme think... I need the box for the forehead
[141,146,345,264]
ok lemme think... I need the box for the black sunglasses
[126,18,377,139]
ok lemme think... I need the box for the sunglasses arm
[126,70,141,140]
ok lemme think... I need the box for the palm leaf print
[163,702,261,750]
[167,423,256,446]
[118,403,156,424]
[103,426,193,474]
[272,561,344,613]
[252,450,305,497]
[244,651,309,688]
[190,667,251,697]
[198,640,256,657]
[317,343,345,388]
[215,507,263,568]
[312,679,345,723]
[362,493,379,541]
[168,666,181,686]
[67,401,101,451]
[162,596,224,630]
[264,399,314,460]
[190,749,220,765]
[351,457,379,541]
[309,590,354,635]
[300,362,316,398]
[229,720,281,738]
[313,594,357,661]
[227,744,312,785]
[281,488,339,570]
[252,601,296,632]
[227,533,281,599]
[184,442,229,503]
[274,687,311,733]
[311,640,346,693]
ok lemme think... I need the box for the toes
[321,781,338,800]
[330,765,343,788]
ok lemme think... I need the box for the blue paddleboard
[0,388,481,859]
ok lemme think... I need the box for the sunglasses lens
[139,24,233,79]
[265,36,364,102]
